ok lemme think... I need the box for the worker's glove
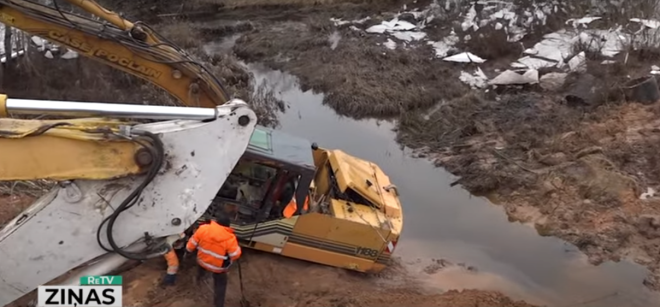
[162,273,176,286]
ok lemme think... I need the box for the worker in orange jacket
[162,234,186,286]
[283,195,309,218]
[279,175,309,218]
[186,212,242,307]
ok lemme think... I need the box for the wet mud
[119,252,535,307]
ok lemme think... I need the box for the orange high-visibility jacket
[164,249,179,275]
[186,221,242,273]
[283,196,309,218]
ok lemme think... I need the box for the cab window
[217,159,278,205]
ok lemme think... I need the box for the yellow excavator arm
[0,0,229,108]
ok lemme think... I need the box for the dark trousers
[197,265,228,307]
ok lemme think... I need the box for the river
[203,39,660,306]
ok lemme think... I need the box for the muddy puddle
[201,39,660,306]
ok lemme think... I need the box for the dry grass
[234,15,468,119]
[1,49,173,106]
[396,91,619,194]
[0,180,53,198]
[154,21,201,49]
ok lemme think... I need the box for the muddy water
[204,42,659,306]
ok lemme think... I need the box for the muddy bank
[120,251,536,307]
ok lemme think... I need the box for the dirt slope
[121,251,535,307]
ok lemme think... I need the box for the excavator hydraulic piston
[0,96,218,120]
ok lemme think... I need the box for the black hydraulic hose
[99,130,165,260]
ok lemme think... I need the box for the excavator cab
[208,126,402,274]
[211,126,316,225]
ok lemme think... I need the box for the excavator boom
[0,0,229,108]
[0,98,257,306]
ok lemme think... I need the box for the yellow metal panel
[281,242,377,272]
[291,213,333,238]
[327,200,391,249]
[311,149,331,195]
[0,135,141,180]
[330,199,401,238]
[327,150,402,218]
[0,94,7,117]
[311,147,327,168]
[0,117,142,180]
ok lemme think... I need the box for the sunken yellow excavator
[0,0,403,305]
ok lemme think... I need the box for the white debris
[31,36,47,51]
[521,30,575,66]
[427,32,460,58]
[461,4,479,31]
[44,50,54,59]
[630,18,660,29]
[330,16,371,27]
[443,52,486,63]
[60,50,79,60]
[366,18,417,34]
[366,24,388,34]
[514,56,558,70]
[355,16,372,24]
[523,69,539,84]
[566,16,601,28]
[489,69,537,85]
[383,38,397,50]
[513,29,625,70]
[330,18,350,26]
[651,65,660,75]
[392,31,427,42]
[568,51,587,72]
[640,187,657,200]
[460,67,488,89]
